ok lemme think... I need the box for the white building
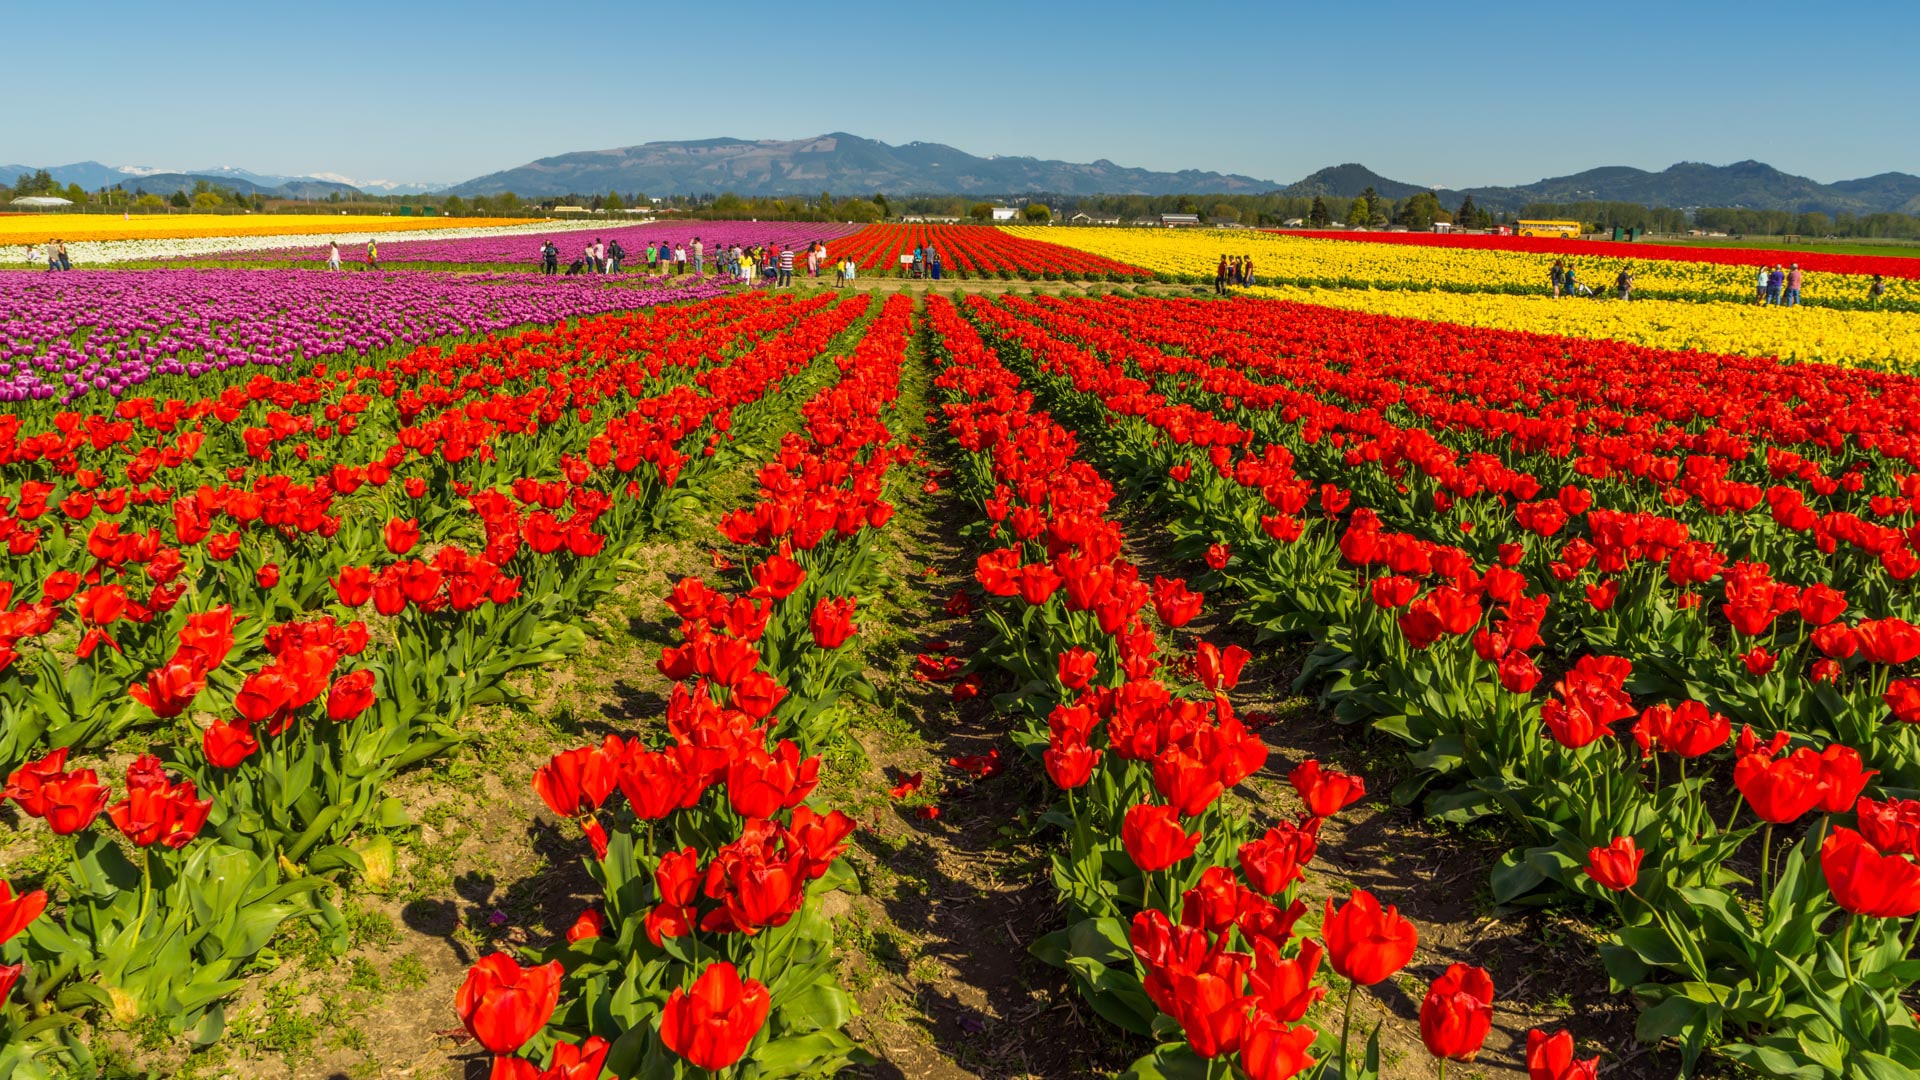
[989,206,1019,222]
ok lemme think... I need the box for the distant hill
[2,161,366,200]
[1284,165,1434,203]
[1281,160,1920,218]
[447,132,1279,198]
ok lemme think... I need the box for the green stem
[1340,980,1357,1075]
[1759,823,1774,907]
[1842,915,1858,991]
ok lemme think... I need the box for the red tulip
[540,1037,610,1080]
[1121,802,1201,872]
[1821,827,1920,918]
[1195,641,1251,691]
[751,552,805,600]
[1818,744,1876,814]
[1151,576,1204,628]
[1205,543,1231,570]
[255,564,280,589]
[1057,648,1098,689]
[1321,889,1417,986]
[1238,820,1317,896]
[1288,759,1365,818]
[726,740,819,818]
[107,758,211,848]
[1633,701,1730,759]
[38,768,109,835]
[1247,937,1324,1021]
[332,566,374,607]
[1584,837,1644,892]
[1734,741,1828,824]
[1856,797,1920,857]
[810,596,857,649]
[1044,733,1101,790]
[1885,679,1920,724]
[385,517,421,555]
[659,961,771,1071]
[325,669,378,722]
[565,908,605,943]
[129,656,208,718]
[1526,1029,1599,1080]
[455,953,563,1054]
[1152,748,1224,818]
[1497,650,1541,694]
[203,719,259,767]
[1856,618,1920,665]
[1240,1012,1318,1080]
[533,741,620,818]
[1420,963,1495,1062]
[0,881,48,945]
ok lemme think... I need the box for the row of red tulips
[922,293,1601,1079]
[965,291,1920,1076]
[455,294,917,1079]
[830,225,1151,280]
[0,292,884,1066]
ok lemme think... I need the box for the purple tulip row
[0,269,726,403]
[248,221,863,266]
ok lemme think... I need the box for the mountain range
[1,161,441,199]
[9,134,1920,217]
[446,133,1275,199]
[1284,161,1920,218]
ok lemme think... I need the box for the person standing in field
[1615,266,1633,301]
[929,245,943,281]
[328,241,341,272]
[544,240,559,275]
[845,255,857,285]
[1563,262,1578,297]
[1766,265,1784,305]
[693,237,704,275]
[779,245,794,286]
[1243,255,1256,287]
[1870,275,1886,306]
[365,239,379,270]
[609,239,625,273]
[44,241,57,272]
[1215,255,1228,296]
[1784,263,1802,307]
[1550,259,1565,297]
[1756,266,1768,304]
[57,240,70,271]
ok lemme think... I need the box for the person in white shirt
[328,242,341,272]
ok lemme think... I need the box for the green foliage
[1023,203,1052,223]
[1308,195,1331,228]
[1394,190,1448,230]
[970,202,994,221]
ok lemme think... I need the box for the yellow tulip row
[1247,284,1920,369]
[0,214,536,242]
[1007,226,1917,307]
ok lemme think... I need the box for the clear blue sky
[8,0,1916,188]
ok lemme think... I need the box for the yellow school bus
[1517,219,1584,238]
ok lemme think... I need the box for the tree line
[8,169,1920,240]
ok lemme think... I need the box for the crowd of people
[26,240,72,271]
[1545,257,1898,307]
[1213,254,1257,294]
[525,236,869,289]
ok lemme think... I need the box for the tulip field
[3,219,1920,1079]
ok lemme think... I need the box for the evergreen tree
[1309,196,1330,228]
[1455,195,1478,229]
